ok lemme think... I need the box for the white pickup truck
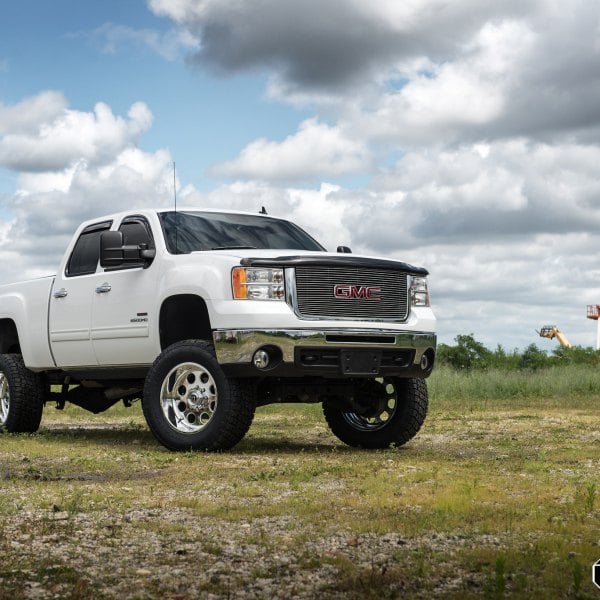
[0,208,436,451]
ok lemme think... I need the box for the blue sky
[1,0,600,350]
[0,0,310,194]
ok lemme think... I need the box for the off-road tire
[0,353,45,433]
[142,340,255,451]
[323,377,428,449]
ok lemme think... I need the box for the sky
[1,0,600,351]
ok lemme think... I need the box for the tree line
[437,334,600,370]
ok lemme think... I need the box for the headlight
[232,267,285,300]
[410,276,430,307]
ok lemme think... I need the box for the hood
[239,251,429,276]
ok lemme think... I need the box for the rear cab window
[66,220,113,277]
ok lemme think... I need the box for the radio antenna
[173,161,178,254]
[173,161,177,212]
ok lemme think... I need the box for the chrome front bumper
[213,329,436,378]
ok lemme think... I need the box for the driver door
[49,221,112,367]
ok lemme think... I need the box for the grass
[1,366,599,598]
[429,364,600,404]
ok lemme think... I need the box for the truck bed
[0,276,56,368]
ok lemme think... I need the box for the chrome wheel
[160,362,218,434]
[0,372,9,426]
[143,341,255,451]
[342,378,398,432]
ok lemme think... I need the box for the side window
[119,219,154,248]
[66,221,112,277]
[99,216,156,272]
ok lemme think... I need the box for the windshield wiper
[210,245,257,250]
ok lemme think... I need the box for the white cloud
[211,118,370,182]
[0,91,68,136]
[360,140,600,247]
[148,0,535,93]
[18,166,77,194]
[148,0,208,23]
[353,19,536,144]
[88,22,199,60]
[0,94,153,172]
[0,146,174,283]
[151,0,600,147]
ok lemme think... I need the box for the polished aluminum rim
[0,372,10,427]
[160,362,217,434]
[342,378,397,432]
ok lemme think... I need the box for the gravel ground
[1,506,510,599]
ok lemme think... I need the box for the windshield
[158,211,325,254]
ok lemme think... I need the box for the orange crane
[538,325,572,348]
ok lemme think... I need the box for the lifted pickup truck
[0,208,436,451]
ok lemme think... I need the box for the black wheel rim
[341,378,398,432]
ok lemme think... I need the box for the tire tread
[0,353,44,433]
[323,377,428,449]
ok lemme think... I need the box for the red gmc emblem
[334,285,382,300]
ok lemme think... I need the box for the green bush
[437,334,600,371]
[437,334,492,370]
[519,344,549,370]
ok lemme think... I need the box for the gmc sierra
[0,208,436,451]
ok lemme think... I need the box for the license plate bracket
[340,350,382,375]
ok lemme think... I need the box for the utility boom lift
[586,305,600,350]
[538,325,572,349]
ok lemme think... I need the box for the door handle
[95,283,112,294]
[53,288,68,299]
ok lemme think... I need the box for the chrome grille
[294,266,408,321]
